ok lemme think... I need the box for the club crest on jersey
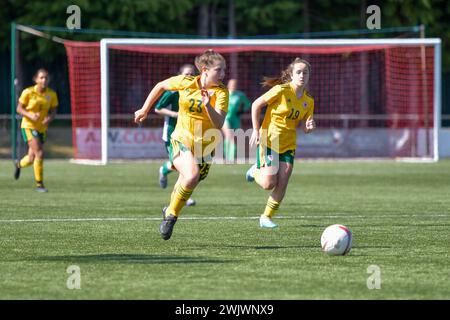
[46,95,51,102]
[303,102,308,108]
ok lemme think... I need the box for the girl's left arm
[302,116,316,133]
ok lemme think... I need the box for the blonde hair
[194,49,226,72]
[261,58,311,88]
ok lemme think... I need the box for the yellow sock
[167,184,193,218]
[263,196,281,218]
[170,180,181,204]
[33,158,44,185]
[19,155,33,168]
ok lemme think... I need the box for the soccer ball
[320,224,352,256]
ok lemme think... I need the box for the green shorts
[164,140,171,157]
[224,117,240,130]
[21,128,46,144]
[168,139,212,181]
[256,145,295,169]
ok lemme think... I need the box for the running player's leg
[29,137,47,192]
[159,142,174,189]
[222,123,235,163]
[160,148,200,240]
[248,145,278,190]
[270,161,293,202]
[15,130,35,179]
[257,163,279,228]
[260,161,293,228]
[255,166,278,190]
[168,150,199,216]
[166,138,197,204]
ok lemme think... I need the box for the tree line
[1,0,448,69]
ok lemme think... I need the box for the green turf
[1,159,449,299]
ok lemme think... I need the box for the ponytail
[261,58,311,88]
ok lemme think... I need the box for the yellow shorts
[21,128,47,144]
[168,139,212,181]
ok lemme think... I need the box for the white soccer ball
[320,224,352,256]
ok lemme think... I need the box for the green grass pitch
[1,159,449,299]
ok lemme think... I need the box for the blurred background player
[135,49,229,240]
[14,68,58,192]
[155,64,197,207]
[222,78,251,162]
[247,58,316,228]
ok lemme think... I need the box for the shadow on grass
[192,244,393,252]
[244,245,317,250]
[33,253,235,265]
[195,244,318,250]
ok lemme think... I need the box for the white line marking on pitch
[0,214,448,223]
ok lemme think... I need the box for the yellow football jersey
[18,85,58,132]
[260,83,314,153]
[165,75,229,153]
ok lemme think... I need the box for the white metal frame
[100,38,441,164]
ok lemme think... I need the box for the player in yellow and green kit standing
[14,68,58,192]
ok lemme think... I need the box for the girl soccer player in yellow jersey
[134,49,229,240]
[246,58,316,228]
[154,64,197,207]
[14,68,58,192]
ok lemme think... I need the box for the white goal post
[97,38,441,164]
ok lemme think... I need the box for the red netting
[65,41,101,160]
[385,46,435,128]
[65,41,436,160]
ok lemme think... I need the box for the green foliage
[235,0,302,35]
[381,0,450,68]
[1,0,449,67]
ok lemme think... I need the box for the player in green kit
[222,79,250,162]
[155,64,196,206]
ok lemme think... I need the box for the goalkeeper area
[1,160,450,299]
[60,37,441,164]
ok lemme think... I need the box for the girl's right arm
[249,96,267,147]
[134,79,173,123]
[16,103,39,122]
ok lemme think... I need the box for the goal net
[64,38,441,164]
